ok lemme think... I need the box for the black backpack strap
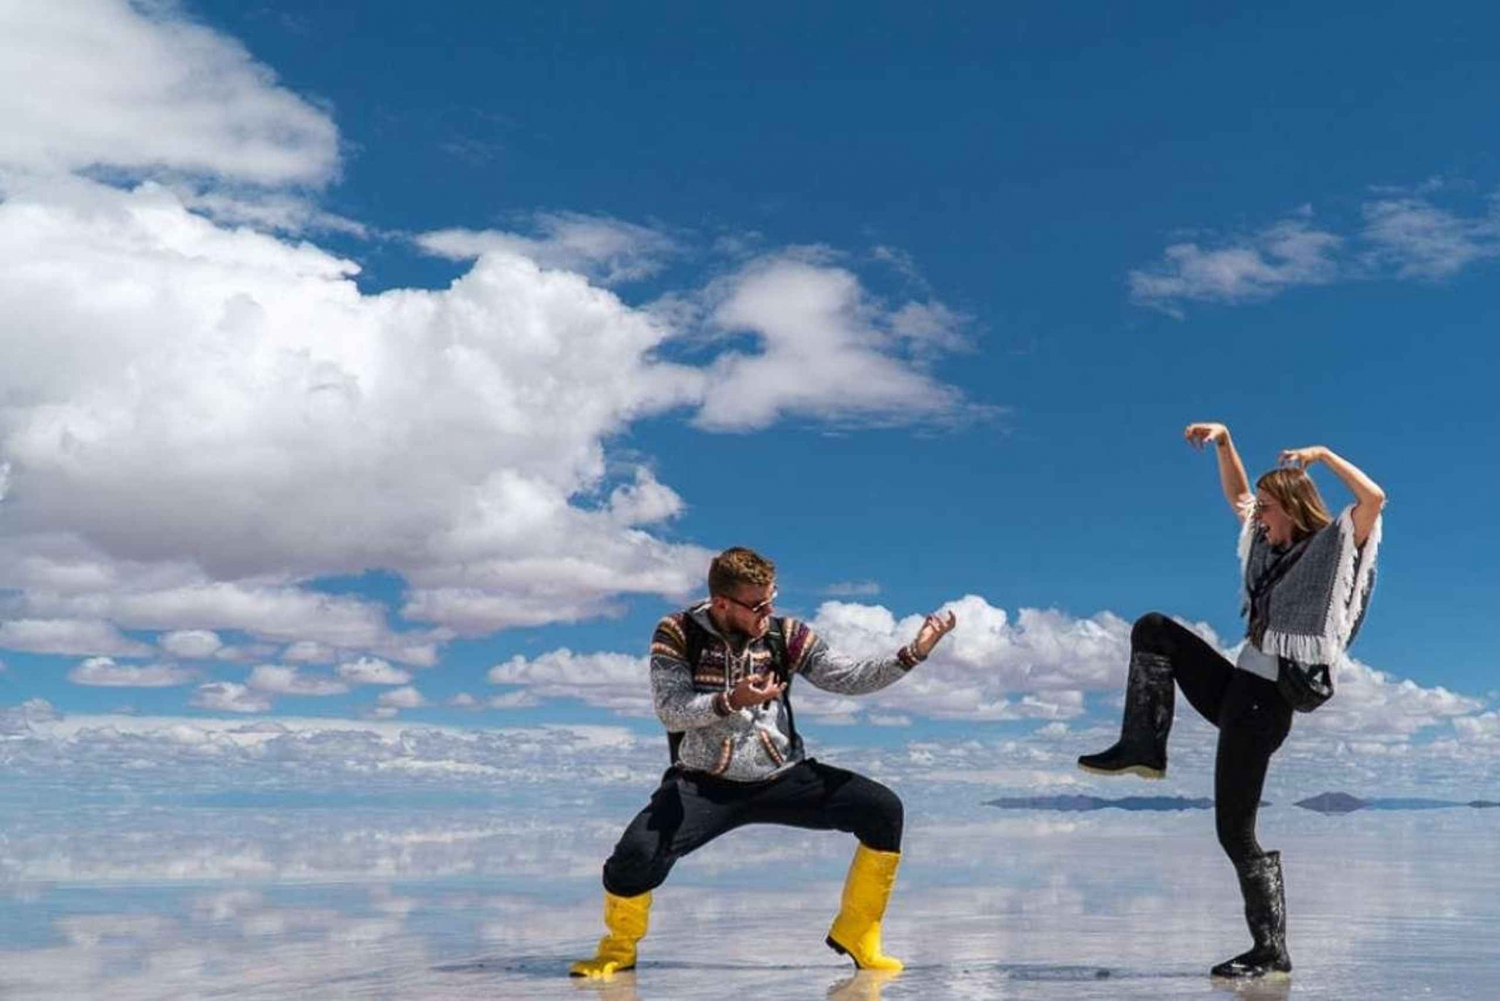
[765,616,802,758]
[664,612,802,765]
[666,611,711,766]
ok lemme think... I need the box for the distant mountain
[985,795,1215,812]
[1294,791,1366,813]
[1295,791,1500,814]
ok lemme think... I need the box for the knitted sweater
[650,601,920,782]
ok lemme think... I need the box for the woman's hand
[1278,446,1327,469]
[1184,422,1230,449]
[1186,422,1251,517]
[911,611,957,660]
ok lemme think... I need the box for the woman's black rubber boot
[1077,650,1174,779]
[1211,851,1292,980]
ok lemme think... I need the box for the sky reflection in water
[2,803,1498,1000]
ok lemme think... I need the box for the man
[570,546,957,979]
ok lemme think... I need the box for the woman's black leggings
[601,758,903,898]
[1133,612,1294,867]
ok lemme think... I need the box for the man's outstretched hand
[911,610,957,661]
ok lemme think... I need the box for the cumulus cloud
[246,665,348,697]
[336,657,411,686]
[377,686,426,710]
[68,656,196,687]
[693,254,979,431]
[802,596,1131,721]
[0,0,338,184]
[159,629,223,659]
[1296,654,1485,739]
[487,649,651,715]
[0,0,979,683]
[0,618,151,657]
[190,682,272,714]
[417,212,680,285]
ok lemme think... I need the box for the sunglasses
[721,588,778,617]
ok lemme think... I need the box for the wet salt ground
[2,806,1498,1000]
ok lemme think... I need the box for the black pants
[601,759,904,898]
[1133,612,1294,867]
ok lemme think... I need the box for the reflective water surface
[3,800,1498,999]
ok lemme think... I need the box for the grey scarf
[1239,503,1382,667]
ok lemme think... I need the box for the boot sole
[1209,969,1291,982]
[567,964,636,978]
[1076,762,1165,780]
[826,935,857,967]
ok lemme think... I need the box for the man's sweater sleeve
[786,618,922,695]
[651,614,734,730]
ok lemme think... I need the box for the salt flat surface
[3,798,1498,999]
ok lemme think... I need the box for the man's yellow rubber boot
[568,890,652,979]
[825,845,903,972]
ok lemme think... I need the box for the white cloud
[68,656,196,687]
[805,596,1129,721]
[0,697,59,735]
[1296,654,1485,739]
[283,641,336,663]
[693,253,979,431]
[159,629,223,659]
[486,690,541,709]
[0,0,977,671]
[377,686,426,710]
[487,649,650,715]
[190,682,272,714]
[1129,213,1342,316]
[823,580,882,597]
[0,618,151,657]
[336,657,412,686]
[0,0,338,184]
[417,212,680,285]
[1361,194,1500,279]
[869,713,911,727]
[1131,185,1500,314]
[246,664,348,696]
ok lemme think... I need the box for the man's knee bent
[855,782,904,852]
[602,846,671,898]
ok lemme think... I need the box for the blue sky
[1,1,1498,787]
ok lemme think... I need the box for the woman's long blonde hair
[1256,467,1333,541]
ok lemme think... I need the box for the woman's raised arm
[1279,446,1386,546]
[1186,422,1253,519]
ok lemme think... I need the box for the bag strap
[1247,534,1311,648]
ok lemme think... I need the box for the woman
[1077,421,1384,980]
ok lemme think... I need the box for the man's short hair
[708,547,775,596]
